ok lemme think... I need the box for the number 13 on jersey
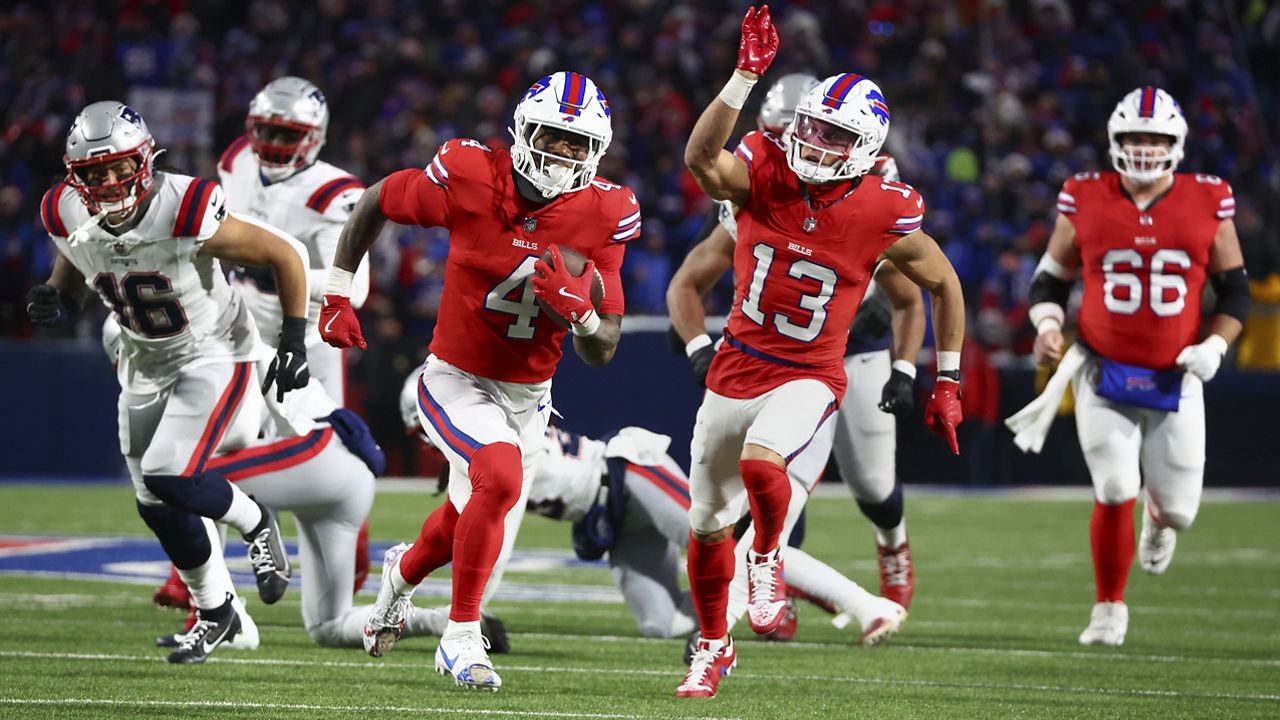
[740,243,838,342]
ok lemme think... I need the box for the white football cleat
[435,631,501,691]
[1139,512,1177,575]
[746,547,788,635]
[363,542,415,657]
[225,596,260,650]
[858,597,907,647]
[1078,601,1128,646]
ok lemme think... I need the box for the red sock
[1090,499,1136,602]
[352,519,370,594]
[398,500,460,585]
[688,533,736,641]
[450,442,523,622]
[741,459,792,554]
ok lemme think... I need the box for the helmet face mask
[64,101,158,218]
[247,76,329,182]
[510,71,612,199]
[785,73,890,185]
[1106,86,1186,185]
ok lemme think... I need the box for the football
[537,246,606,327]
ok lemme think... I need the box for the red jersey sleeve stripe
[40,183,69,237]
[306,177,364,213]
[173,178,216,238]
[218,136,251,173]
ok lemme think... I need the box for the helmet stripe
[822,73,864,109]
[559,72,587,116]
[1139,86,1156,118]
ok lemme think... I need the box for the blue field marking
[0,535,625,604]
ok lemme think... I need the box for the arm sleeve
[193,183,229,244]
[884,182,925,237]
[1056,177,1080,216]
[1214,180,1236,220]
[378,141,458,228]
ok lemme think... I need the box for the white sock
[724,540,751,630]
[875,520,908,549]
[178,517,237,610]
[443,619,481,640]
[221,486,264,537]
[782,546,877,618]
[389,563,417,596]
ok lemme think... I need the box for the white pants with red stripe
[611,457,696,638]
[414,354,553,603]
[119,360,263,504]
[688,379,837,534]
[217,425,376,645]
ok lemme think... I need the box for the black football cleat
[166,595,241,664]
[244,499,291,604]
[481,611,511,654]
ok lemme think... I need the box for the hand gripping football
[535,245,605,327]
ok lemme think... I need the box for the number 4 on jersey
[485,256,541,339]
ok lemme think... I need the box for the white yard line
[0,650,1275,703]
[0,698,740,720]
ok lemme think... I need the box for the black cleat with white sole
[166,595,241,664]
[244,499,290,604]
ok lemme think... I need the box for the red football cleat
[877,540,914,610]
[760,597,798,642]
[746,547,788,635]
[675,636,737,698]
[153,566,192,610]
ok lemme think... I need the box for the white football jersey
[218,137,367,344]
[44,173,267,393]
[526,427,609,522]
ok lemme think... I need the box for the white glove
[1175,334,1229,382]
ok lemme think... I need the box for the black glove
[26,284,73,326]
[878,367,915,416]
[689,342,715,388]
[263,317,310,402]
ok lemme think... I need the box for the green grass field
[0,483,1276,719]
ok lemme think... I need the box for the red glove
[532,245,597,325]
[319,294,366,350]
[737,5,780,76]
[924,379,962,455]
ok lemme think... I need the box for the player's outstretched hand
[1175,334,1228,383]
[319,294,366,350]
[533,245,597,325]
[878,368,915,416]
[26,284,70,326]
[264,317,311,402]
[737,5,779,77]
[924,379,962,455]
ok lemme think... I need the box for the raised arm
[683,6,778,206]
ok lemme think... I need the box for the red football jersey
[708,131,925,400]
[379,139,640,383]
[1060,171,1233,369]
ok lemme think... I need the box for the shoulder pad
[40,182,71,237]
[218,136,252,174]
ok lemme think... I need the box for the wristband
[571,309,601,337]
[1203,334,1228,356]
[686,334,713,357]
[718,72,758,110]
[1029,302,1065,334]
[891,359,917,380]
[937,350,961,374]
[324,266,354,297]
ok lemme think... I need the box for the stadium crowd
[2,1,1277,463]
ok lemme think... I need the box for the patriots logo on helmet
[307,88,327,107]
[118,105,143,127]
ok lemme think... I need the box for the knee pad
[1157,508,1197,531]
[143,473,233,518]
[469,443,523,509]
[856,481,904,530]
[1093,475,1139,506]
[688,501,727,537]
[136,501,212,570]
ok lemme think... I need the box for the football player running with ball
[676,5,966,698]
[319,71,639,691]
[1008,87,1249,647]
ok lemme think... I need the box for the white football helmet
[510,71,613,199]
[1106,86,1187,184]
[64,101,158,216]
[247,76,329,182]
[758,73,819,133]
[786,73,891,184]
